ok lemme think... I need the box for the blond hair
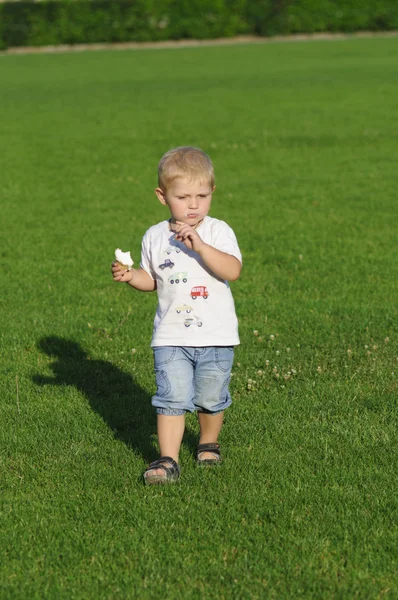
[157,146,214,190]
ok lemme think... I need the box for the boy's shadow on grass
[33,336,196,463]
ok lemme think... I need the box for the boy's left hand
[174,221,206,253]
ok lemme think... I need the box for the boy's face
[155,177,215,227]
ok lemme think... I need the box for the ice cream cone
[114,248,134,271]
[115,261,130,271]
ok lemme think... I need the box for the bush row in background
[1,0,397,49]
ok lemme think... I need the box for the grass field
[1,36,397,599]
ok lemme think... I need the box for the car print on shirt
[159,258,175,270]
[191,286,209,299]
[175,304,193,314]
[165,245,181,256]
[168,271,188,284]
[184,316,203,328]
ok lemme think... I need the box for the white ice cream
[115,248,134,269]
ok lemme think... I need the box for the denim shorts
[152,346,234,416]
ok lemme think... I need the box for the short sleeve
[212,221,242,264]
[140,231,156,279]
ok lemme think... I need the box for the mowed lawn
[1,37,397,599]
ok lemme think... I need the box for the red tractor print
[191,286,209,300]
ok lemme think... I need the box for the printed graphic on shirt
[174,304,203,328]
[184,315,203,328]
[190,285,209,299]
[159,258,175,270]
[175,304,193,314]
[168,271,188,284]
[165,242,181,256]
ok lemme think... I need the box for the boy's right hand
[111,262,134,283]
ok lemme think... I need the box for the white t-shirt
[140,216,242,347]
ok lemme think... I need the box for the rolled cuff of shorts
[156,407,187,416]
[196,395,232,415]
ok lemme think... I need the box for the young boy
[112,147,242,484]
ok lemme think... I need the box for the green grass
[1,37,397,598]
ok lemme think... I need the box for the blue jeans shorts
[152,346,234,416]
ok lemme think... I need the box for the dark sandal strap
[197,443,220,458]
[146,456,180,477]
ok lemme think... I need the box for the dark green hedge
[1,0,397,50]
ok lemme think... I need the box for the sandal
[197,443,222,465]
[143,456,180,485]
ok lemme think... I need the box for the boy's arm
[112,263,157,291]
[127,267,157,291]
[173,221,242,282]
[196,245,241,281]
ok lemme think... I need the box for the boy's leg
[198,411,224,460]
[145,414,186,479]
[149,347,195,477]
[194,347,234,460]
[157,414,185,462]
